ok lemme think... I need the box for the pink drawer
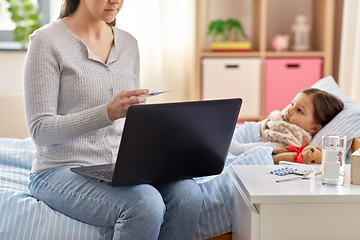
[264,58,323,115]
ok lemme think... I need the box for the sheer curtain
[50,0,195,103]
[338,0,360,104]
[117,0,195,103]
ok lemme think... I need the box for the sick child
[229,88,344,155]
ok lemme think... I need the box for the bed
[1,76,360,240]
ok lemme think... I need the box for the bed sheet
[0,138,114,240]
[0,121,274,240]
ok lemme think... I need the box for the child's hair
[301,88,344,127]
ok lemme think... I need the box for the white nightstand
[230,165,360,240]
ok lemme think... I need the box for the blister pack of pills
[269,167,308,176]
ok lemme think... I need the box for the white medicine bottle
[322,150,340,180]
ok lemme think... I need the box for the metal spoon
[276,171,314,183]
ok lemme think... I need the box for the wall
[0,51,29,138]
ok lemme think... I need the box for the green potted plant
[207,18,251,52]
[6,0,42,48]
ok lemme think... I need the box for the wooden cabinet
[192,0,335,120]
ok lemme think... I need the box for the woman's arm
[24,31,113,146]
[24,26,146,147]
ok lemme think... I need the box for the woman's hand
[107,89,149,122]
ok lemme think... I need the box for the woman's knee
[180,179,203,209]
[113,186,167,239]
[164,179,203,211]
[120,184,166,221]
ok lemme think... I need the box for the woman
[24,0,203,239]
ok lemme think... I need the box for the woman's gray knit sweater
[24,19,140,173]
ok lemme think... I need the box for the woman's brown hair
[302,88,344,127]
[58,0,116,26]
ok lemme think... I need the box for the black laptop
[70,98,242,186]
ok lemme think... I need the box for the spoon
[276,171,320,183]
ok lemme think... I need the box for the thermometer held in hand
[144,90,171,97]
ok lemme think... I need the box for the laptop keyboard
[92,171,114,181]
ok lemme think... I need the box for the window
[0,0,50,47]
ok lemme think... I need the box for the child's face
[282,92,322,135]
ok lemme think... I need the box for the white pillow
[309,76,360,162]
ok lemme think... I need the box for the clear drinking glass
[321,135,346,186]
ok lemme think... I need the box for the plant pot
[211,41,251,52]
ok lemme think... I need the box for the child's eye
[297,108,303,114]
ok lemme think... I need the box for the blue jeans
[29,165,203,240]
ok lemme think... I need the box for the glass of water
[321,135,346,186]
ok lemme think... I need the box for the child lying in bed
[229,88,344,155]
